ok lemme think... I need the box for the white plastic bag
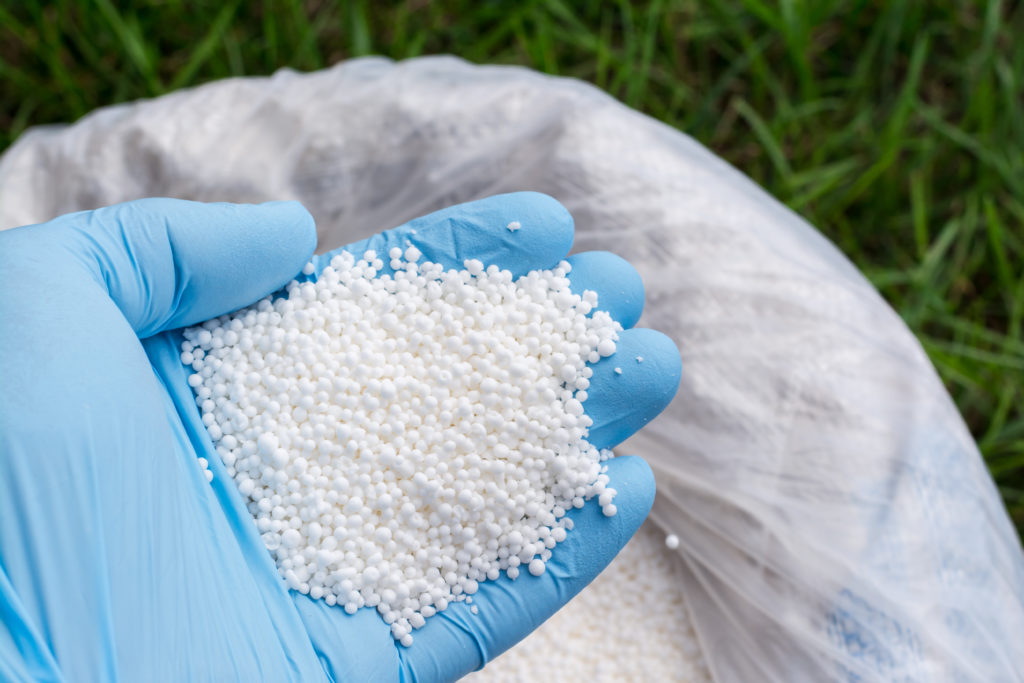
[2,56,1022,682]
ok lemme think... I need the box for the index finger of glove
[310,192,574,278]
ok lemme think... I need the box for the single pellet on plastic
[182,248,626,644]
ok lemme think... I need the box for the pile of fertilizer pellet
[182,247,624,644]
[467,522,711,682]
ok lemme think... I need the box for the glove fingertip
[603,455,656,531]
[585,328,682,449]
[512,192,574,266]
[256,200,318,271]
[566,251,645,328]
[162,200,318,331]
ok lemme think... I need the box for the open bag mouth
[2,56,1021,683]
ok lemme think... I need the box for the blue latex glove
[0,192,681,682]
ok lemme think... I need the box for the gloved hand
[0,192,681,682]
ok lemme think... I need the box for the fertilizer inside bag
[2,56,1023,682]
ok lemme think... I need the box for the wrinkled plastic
[2,56,1022,682]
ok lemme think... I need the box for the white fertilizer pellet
[182,249,625,644]
[665,533,680,550]
[465,521,710,683]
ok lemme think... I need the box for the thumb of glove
[13,198,317,338]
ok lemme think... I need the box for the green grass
[2,1,1023,531]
